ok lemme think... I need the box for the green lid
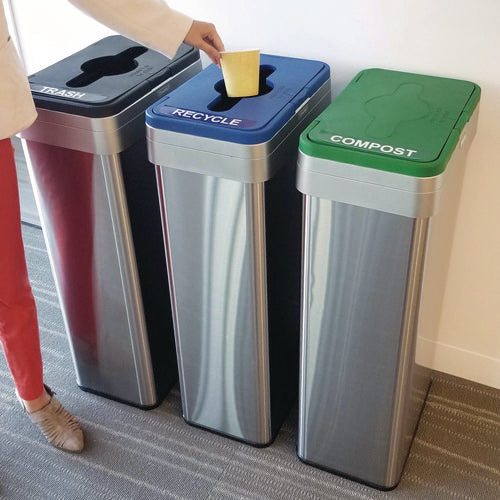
[300,68,480,177]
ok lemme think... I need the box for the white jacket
[1,0,192,140]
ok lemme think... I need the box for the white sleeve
[68,0,193,58]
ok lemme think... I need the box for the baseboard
[417,336,500,390]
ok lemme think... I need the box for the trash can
[146,55,330,444]
[296,68,480,489]
[20,35,202,408]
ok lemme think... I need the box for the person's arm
[184,20,224,66]
[68,0,223,64]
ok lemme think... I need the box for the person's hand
[184,20,225,66]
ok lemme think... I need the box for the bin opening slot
[208,65,275,112]
[66,46,148,88]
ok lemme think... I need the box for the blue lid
[146,54,330,144]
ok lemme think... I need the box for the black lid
[29,35,199,118]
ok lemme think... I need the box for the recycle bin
[296,68,480,489]
[146,55,330,444]
[20,35,202,408]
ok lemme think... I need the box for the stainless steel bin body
[296,68,480,488]
[147,55,331,444]
[20,36,202,408]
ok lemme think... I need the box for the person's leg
[0,138,84,452]
[0,138,45,402]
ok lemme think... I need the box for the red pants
[0,138,44,400]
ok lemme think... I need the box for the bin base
[182,416,282,448]
[296,453,399,492]
[297,379,432,491]
[77,381,175,411]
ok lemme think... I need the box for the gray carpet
[0,224,499,499]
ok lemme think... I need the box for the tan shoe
[17,385,84,453]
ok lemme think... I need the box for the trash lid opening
[66,46,148,88]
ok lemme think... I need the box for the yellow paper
[220,50,260,98]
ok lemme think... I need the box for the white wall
[10,0,500,389]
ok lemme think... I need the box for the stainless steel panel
[23,141,157,407]
[297,152,444,219]
[157,167,272,444]
[297,197,431,489]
